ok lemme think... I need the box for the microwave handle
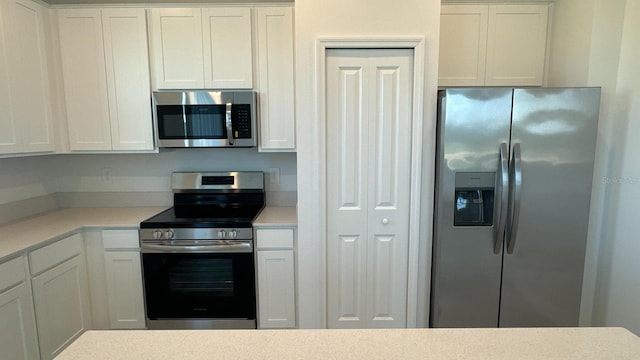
[225,103,235,146]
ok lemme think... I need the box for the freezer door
[430,88,512,327]
[500,88,600,327]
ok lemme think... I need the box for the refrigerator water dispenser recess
[454,172,495,226]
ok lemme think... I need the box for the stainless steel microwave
[152,90,257,148]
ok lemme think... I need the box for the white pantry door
[326,48,413,328]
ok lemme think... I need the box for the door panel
[430,88,512,327]
[327,49,413,328]
[368,53,412,328]
[335,235,365,325]
[500,88,600,327]
[326,54,368,327]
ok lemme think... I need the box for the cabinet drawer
[256,228,294,249]
[29,233,83,275]
[0,256,27,291]
[103,229,140,249]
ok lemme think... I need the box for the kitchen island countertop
[54,327,640,360]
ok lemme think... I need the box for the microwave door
[156,104,229,147]
[186,105,226,139]
[153,90,258,148]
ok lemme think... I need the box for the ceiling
[45,0,290,4]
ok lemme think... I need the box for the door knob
[382,218,390,225]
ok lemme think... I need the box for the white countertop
[0,207,166,262]
[54,327,640,360]
[253,206,296,227]
[0,206,297,262]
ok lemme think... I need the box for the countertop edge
[0,206,297,263]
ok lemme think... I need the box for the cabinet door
[255,7,295,151]
[326,49,413,329]
[32,255,91,360]
[0,257,39,360]
[439,5,488,86]
[104,251,145,329]
[102,8,154,151]
[58,8,111,151]
[202,7,252,88]
[485,4,549,86]
[257,250,295,328]
[6,0,54,153]
[0,282,39,360]
[150,8,204,89]
[0,0,19,154]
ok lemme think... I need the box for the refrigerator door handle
[494,142,510,254]
[506,143,523,254]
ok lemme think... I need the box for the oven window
[168,258,233,296]
[143,253,255,320]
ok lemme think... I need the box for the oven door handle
[141,242,253,253]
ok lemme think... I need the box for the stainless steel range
[139,171,265,330]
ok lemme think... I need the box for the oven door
[142,251,256,329]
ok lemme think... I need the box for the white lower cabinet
[0,256,39,360]
[102,229,145,329]
[30,233,91,360]
[255,228,296,328]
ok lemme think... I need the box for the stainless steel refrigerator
[430,87,601,328]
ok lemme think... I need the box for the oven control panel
[140,228,253,241]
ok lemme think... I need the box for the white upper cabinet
[149,7,253,90]
[439,3,549,87]
[255,7,295,152]
[203,8,252,88]
[485,4,549,86]
[58,9,110,151]
[149,8,204,89]
[439,5,488,86]
[0,0,55,155]
[58,8,153,151]
[102,9,154,150]
[0,0,18,154]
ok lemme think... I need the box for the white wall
[0,155,57,205]
[591,0,640,335]
[295,0,441,328]
[0,150,296,206]
[546,0,595,86]
[547,0,640,335]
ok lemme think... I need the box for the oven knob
[153,230,163,239]
[164,230,175,239]
[229,230,237,239]
[218,230,226,239]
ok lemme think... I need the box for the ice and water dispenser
[454,172,495,226]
